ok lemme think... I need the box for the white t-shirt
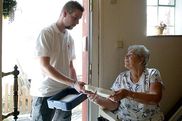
[30,23,76,97]
[111,68,164,121]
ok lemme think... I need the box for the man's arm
[38,56,85,92]
[70,61,77,81]
[38,56,75,86]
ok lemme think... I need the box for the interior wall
[176,0,182,34]
[0,0,2,120]
[98,0,182,115]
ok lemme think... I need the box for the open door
[1,0,91,120]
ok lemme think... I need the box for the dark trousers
[31,97,71,121]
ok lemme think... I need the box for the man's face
[64,9,83,29]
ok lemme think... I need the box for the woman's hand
[86,90,120,111]
[109,89,129,102]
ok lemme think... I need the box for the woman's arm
[87,92,120,111]
[128,81,163,104]
[110,82,163,105]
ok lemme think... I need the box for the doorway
[2,0,90,120]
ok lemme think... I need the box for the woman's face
[124,50,142,70]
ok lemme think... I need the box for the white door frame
[0,0,2,120]
[88,0,100,120]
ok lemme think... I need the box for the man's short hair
[63,1,84,14]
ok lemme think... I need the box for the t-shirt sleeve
[34,29,52,57]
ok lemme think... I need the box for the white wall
[97,0,182,116]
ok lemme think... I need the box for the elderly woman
[88,45,164,121]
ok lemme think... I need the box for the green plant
[155,21,167,35]
[3,0,17,21]
[156,21,167,30]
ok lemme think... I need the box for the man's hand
[74,81,86,93]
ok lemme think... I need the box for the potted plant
[155,21,167,35]
[3,0,17,22]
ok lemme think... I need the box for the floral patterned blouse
[111,68,164,121]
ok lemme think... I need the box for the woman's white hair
[128,45,150,66]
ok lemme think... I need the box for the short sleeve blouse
[111,68,164,121]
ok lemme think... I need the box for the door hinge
[89,63,92,80]
[89,0,93,12]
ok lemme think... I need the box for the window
[147,0,182,36]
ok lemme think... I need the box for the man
[30,1,85,121]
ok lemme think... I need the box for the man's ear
[63,10,67,17]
